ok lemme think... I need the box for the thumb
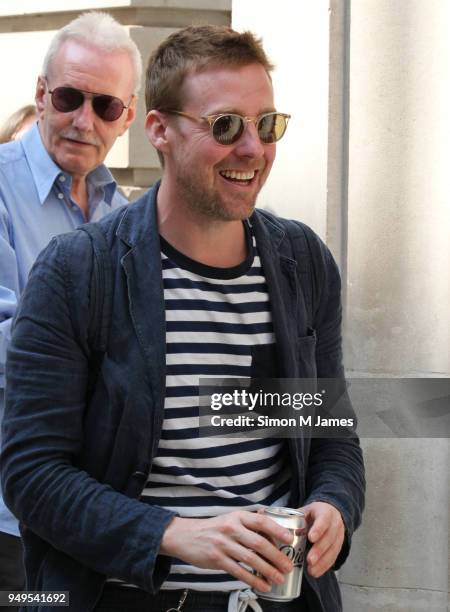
[299,504,321,542]
[299,504,316,526]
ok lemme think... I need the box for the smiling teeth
[220,170,255,180]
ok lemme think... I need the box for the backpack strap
[78,223,113,376]
[78,223,113,353]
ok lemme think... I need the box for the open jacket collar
[115,182,308,382]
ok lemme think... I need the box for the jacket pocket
[296,328,317,379]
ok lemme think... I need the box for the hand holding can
[254,507,308,602]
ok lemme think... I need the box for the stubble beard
[175,172,259,222]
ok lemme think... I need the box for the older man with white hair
[0,11,141,601]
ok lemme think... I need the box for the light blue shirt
[0,122,128,535]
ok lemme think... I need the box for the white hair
[42,11,142,94]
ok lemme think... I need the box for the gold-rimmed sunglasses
[163,110,291,145]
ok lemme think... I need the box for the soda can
[254,507,308,602]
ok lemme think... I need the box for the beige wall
[0,31,49,123]
[232,0,330,239]
[345,0,450,376]
[342,3,449,610]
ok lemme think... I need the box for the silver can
[254,507,308,602]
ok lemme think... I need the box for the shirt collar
[22,123,61,204]
[22,122,118,207]
[87,163,117,206]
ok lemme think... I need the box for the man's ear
[145,110,170,157]
[35,76,46,115]
[118,95,137,136]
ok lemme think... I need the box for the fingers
[307,511,329,543]
[242,514,294,567]
[300,502,345,578]
[236,525,293,575]
[209,511,294,588]
[220,541,286,593]
[220,556,273,593]
[240,511,293,547]
[307,536,342,578]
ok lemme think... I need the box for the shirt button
[59,175,66,182]
[57,193,64,199]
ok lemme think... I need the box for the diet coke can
[254,507,308,601]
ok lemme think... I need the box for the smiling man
[0,11,140,604]
[2,26,364,612]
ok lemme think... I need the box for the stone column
[232,0,331,238]
[338,1,450,610]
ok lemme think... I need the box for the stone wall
[340,1,449,609]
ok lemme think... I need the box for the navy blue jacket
[2,183,365,611]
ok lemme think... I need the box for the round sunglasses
[46,83,132,122]
[164,110,291,145]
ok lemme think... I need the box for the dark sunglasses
[164,110,291,145]
[46,82,132,122]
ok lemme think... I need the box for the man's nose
[72,99,95,131]
[234,121,265,158]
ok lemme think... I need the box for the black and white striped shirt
[141,224,291,591]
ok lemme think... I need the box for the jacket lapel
[113,195,311,408]
[252,211,306,377]
[116,184,166,413]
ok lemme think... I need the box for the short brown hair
[145,25,274,113]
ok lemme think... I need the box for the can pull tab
[165,588,189,612]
